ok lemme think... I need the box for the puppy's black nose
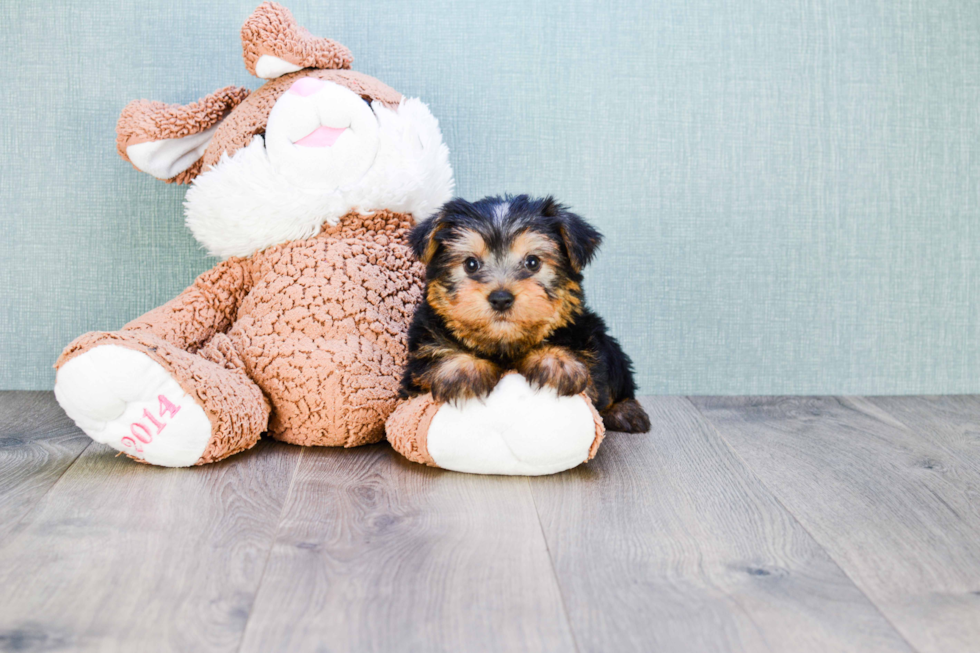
[488,289,515,312]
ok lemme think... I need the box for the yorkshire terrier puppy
[400,195,650,433]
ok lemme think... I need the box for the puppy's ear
[409,216,444,264]
[541,197,603,272]
[410,199,473,264]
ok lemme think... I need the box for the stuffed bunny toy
[55,2,605,474]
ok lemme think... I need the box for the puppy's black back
[547,308,638,411]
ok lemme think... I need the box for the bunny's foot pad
[55,345,213,467]
[387,374,605,476]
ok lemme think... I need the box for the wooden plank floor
[1,393,978,652]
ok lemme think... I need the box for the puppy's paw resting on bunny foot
[424,353,502,405]
[55,332,270,466]
[517,346,590,397]
[387,373,605,476]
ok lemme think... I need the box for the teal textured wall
[2,0,979,393]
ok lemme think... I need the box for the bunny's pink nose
[288,77,325,97]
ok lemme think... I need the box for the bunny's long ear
[115,86,250,184]
[241,2,353,79]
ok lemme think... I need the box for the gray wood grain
[0,392,90,545]
[238,444,577,653]
[864,395,980,482]
[6,392,980,653]
[691,396,980,653]
[528,396,913,653]
[0,438,300,653]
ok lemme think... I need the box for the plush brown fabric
[234,211,422,447]
[584,396,606,461]
[385,395,439,467]
[201,69,402,170]
[115,86,251,184]
[57,210,423,458]
[241,1,353,76]
[121,255,255,351]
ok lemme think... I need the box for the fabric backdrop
[2,0,978,393]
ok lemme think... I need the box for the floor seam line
[682,395,924,653]
[235,445,304,653]
[0,436,91,548]
[526,476,582,653]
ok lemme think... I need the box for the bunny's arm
[121,256,254,352]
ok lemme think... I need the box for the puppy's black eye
[464,257,481,274]
[524,255,541,272]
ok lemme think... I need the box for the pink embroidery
[159,394,181,419]
[143,407,165,434]
[121,436,143,453]
[130,422,153,443]
[122,394,182,456]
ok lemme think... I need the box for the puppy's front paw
[519,346,590,396]
[425,354,502,405]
